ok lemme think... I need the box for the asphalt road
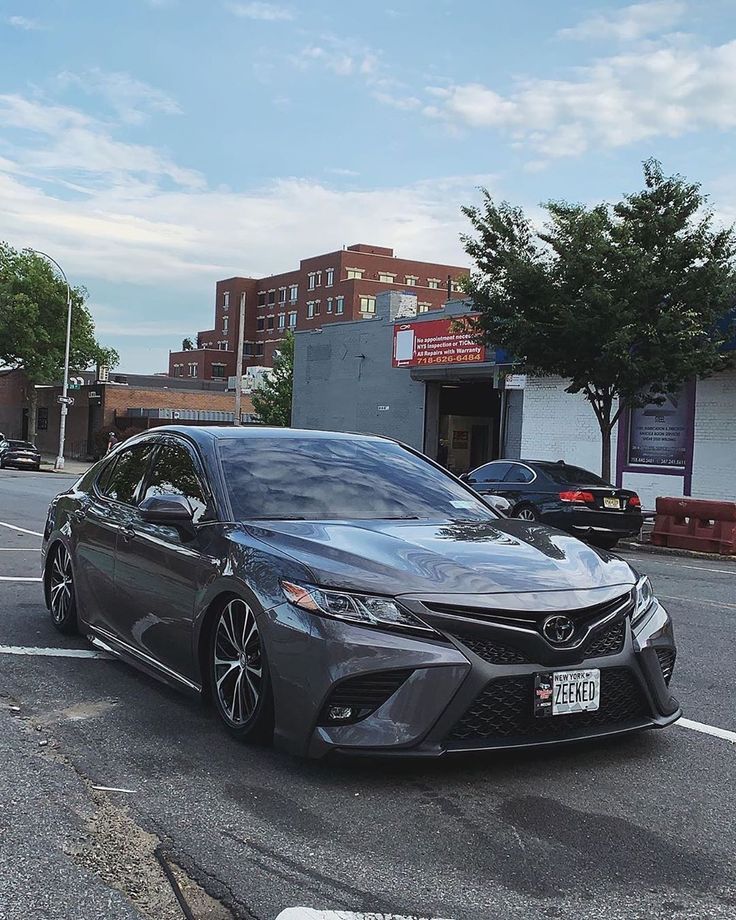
[1,469,735,920]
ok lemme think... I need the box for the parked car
[0,438,41,471]
[42,427,678,758]
[462,459,642,549]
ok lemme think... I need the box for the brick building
[168,243,468,379]
[0,368,253,460]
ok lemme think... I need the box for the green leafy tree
[0,243,119,436]
[461,160,736,480]
[251,330,294,427]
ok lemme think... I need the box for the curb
[617,540,736,564]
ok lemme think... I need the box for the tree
[251,331,294,427]
[0,243,120,436]
[461,160,736,480]
[182,337,195,350]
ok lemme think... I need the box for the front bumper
[264,594,679,759]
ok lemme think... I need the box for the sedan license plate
[603,497,620,509]
[534,669,600,718]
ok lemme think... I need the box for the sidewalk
[39,456,95,476]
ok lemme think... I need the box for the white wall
[691,369,736,502]
[518,377,617,476]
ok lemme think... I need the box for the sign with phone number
[392,317,487,367]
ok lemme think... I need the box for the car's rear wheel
[514,505,539,522]
[48,544,78,634]
[209,597,273,742]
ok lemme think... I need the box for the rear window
[538,464,609,486]
[7,440,36,450]
[219,436,497,522]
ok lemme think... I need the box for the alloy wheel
[49,545,74,624]
[213,599,263,725]
[516,507,537,521]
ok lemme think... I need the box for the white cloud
[226,2,294,21]
[57,69,182,124]
[6,15,43,30]
[558,1,686,42]
[426,38,736,157]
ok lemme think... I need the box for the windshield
[219,436,496,522]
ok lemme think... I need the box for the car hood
[243,519,636,597]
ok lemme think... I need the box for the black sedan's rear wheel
[48,544,78,634]
[210,597,273,742]
[514,504,539,522]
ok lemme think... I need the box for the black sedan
[0,438,41,471]
[462,459,642,549]
[42,427,678,758]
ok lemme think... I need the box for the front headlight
[281,581,438,636]
[632,576,655,624]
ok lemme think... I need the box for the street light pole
[31,250,72,471]
[234,293,246,426]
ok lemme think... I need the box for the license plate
[534,669,600,718]
[603,497,620,509]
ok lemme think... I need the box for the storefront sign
[504,374,527,390]
[627,388,694,468]
[392,317,486,368]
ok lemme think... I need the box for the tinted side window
[103,445,153,505]
[473,462,512,483]
[504,464,534,484]
[141,442,208,522]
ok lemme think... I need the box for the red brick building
[168,244,468,378]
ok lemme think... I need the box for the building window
[244,342,254,356]
[308,271,322,290]
[307,301,315,318]
[188,363,198,377]
[278,313,286,330]
[222,317,229,335]
[427,278,440,289]
[289,284,298,301]
[257,317,265,331]
[418,302,431,313]
[267,316,275,330]
[211,364,226,378]
[378,272,395,283]
[405,275,418,286]
[278,287,287,304]
[257,291,266,307]
[326,297,333,313]
[38,407,49,430]
[359,295,376,313]
[346,268,364,280]
[268,289,276,305]
[314,300,321,316]
[288,311,297,328]
[335,296,344,314]
[326,268,334,287]
[255,342,265,356]
[220,342,229,350]
[223,291,230,308]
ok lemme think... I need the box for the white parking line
[621,555,736,577]
[275,912,452,920]
[658,593,736,611]
[0,645,111,659]
[678,718,736,744]
[0,576,42,582]
[0,548,39,551]
[0,521,43,537]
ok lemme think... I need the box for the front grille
[584,620,626,657]
[446,667,649,745]
[450,633,529,665]
[318,669,413,725]
[655,648,676,685]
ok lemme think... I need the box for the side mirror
[138,493,194,524]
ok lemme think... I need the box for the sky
[2,0,736,373]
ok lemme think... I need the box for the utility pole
[31,250,72,471]
[233,292,246,426]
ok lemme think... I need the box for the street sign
[57,395,75,406]
[504,374,527,390]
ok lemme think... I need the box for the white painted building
[517,369,736,508]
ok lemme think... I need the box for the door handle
[120,524,136,543]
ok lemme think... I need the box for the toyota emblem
[542,614,575,644]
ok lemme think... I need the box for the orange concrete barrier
[651,497,736,555]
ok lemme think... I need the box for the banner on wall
[627,388,693,468]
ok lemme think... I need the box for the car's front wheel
[209,596,273,742]
[48,544,78,634]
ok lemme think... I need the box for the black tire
[208,596,274,743]
[513,504,539,522]
[47,544,79,634]
[589,534,620,550]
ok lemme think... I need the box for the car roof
[149,425,389,445]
